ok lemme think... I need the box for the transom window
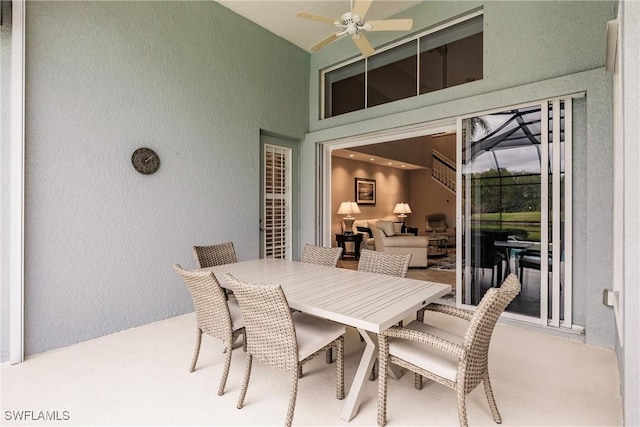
[322,11,483,119]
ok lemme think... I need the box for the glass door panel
[459,100,570,326]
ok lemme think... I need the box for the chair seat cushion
[388,320,462,382]
[292,312,345,361]
[227,298,245,330]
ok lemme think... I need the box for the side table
[404,226,418,236]
[427,236,448,257]
[335,233,363,260]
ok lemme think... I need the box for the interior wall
[414,133,456,233]
[330,157,411,239]
[3,1,309,359]
[410,169,455,234]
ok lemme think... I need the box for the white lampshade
[393,202,412,218]
[337,201,361,217]
[337,201,360,234]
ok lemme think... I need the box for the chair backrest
[173,264,233,340]
[518,249,553,271]
[300,244,343,267]
[192,242,237,268]
[470,231,508,268]
[225,274,298,373]
[357,249,411,278]
[460,274,521,392]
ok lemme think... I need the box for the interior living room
[331,133,457,286]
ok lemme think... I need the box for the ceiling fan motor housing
[298,1,412,57]
[339,12,370,37]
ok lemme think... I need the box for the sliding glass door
[458,99,572,327]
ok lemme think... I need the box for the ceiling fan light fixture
[297,0,413,57]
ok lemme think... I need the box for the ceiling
[215,0,435,169]
[332,148,425,170]
[216,1,424,52]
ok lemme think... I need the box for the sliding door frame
[318,119,457,247]
[457,95,578,328]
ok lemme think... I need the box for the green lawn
[470,211,541,241]
[471,212,541,222]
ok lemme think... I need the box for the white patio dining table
[200,258,451,422]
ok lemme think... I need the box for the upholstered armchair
[426,213,456,247]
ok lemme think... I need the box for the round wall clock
[131,148,160,175]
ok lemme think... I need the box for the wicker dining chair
[172,264,245,396]
[357,249,412,380]
[357,249,411,278]
[225,273,345,427]
[377,274,521,427]
[192,241,237,268]
[300,244,343,267]
[300,244,343,365]
[193,242,238,298]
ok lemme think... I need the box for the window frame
[320,9,484,120]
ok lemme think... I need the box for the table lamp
[337,201,361,234]
[393,202,412,221]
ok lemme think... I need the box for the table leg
[502,248,512,281]
[338,241,346,259]
[340,329,402,422]
[354,239,361,260]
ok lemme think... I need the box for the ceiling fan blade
[352,0,373,21]
[365,19,413,32]
[296,11,338,25]
[310,32,340,51]
[352,33,375,57]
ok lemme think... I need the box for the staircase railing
[432,150,456,192]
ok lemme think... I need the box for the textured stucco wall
[300,1,616,347]
[620,0,640,424]
[6,1,308,358]
[307,1,615,132]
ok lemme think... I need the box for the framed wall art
[355,177,376,205]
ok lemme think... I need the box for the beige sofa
[350,217,400,251]
[370,220,430,267]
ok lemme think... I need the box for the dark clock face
[131,148,160,174]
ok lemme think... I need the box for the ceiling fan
[296,0,413,57]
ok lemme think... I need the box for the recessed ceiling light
[370,158,375,161]
[388,162,392,165]
[349,154,354,158]
[401,165,406,168]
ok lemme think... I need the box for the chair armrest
[382,325,465,359]
[425,303,474,321]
